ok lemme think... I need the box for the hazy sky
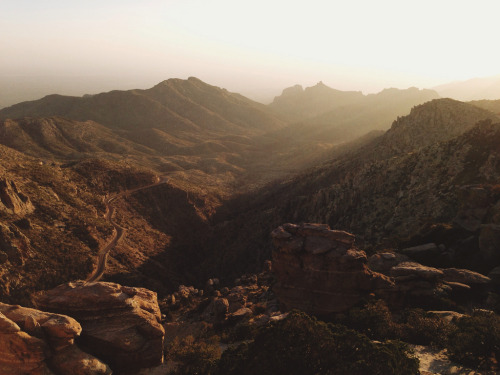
[2,0,500,104]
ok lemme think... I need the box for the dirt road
[85,176,168,283]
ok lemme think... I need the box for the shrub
[166,335,221,375]
[343,299,401,340]
[215,310,419,375]
[341,300,453,347]
[447,311,500,370]
[400,309,454,347]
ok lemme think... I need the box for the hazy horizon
[2,0,500,107]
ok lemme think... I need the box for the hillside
[280,87,440,143]
[242,87,440,182]
[200,99,500,280]
[470,99,500,116]
[0,117,155,159]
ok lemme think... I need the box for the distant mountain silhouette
[0,77,284,136]
[269,81,363,122]
[254,87,440,170]
[434,75,500,101]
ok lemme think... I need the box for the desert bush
[447,311,500,370]
[215,310,419,375]
[343,299,401,340]
[341,300,454,347]
[166,335,221,375]
[400,309,454,346]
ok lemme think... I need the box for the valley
[2,77,500,374]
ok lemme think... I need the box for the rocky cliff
[271,223,393,315]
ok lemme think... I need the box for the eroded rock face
[0,303,110,375]
[0,178,34,216]
[34,281,165,372]
[271,223,393,315]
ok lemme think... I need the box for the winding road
[85,176,168,283]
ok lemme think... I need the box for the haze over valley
[2,1,500,374]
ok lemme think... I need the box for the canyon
[2,77,500,373]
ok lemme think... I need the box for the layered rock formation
[0,302,110,375]
[34,281,165,372]
[271,223,393,315]
[368,252,492,307]
[271,223,495,315]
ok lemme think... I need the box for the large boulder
[271,223,393,315]
[441,268,491,285]
[0,303,110,375]
[0,302,81,350]
[367,252,492,307]
[33,281,165,372]
[0,312,54,375]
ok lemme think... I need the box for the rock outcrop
[34,281,165,372]
[0,178,34,216]
[368,252,492,307]
[271,223,494,314]
[0,311,53,375]
[0,302,110,375]
[271,223,393,315]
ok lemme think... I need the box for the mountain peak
[379,98,499,154]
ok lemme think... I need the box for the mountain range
[3,76,500,373]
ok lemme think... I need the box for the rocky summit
[271,223,393,315]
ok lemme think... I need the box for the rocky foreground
[2,223,499,374]
[272,223,496,315]
[1,282,164,374]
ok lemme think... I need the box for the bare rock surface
[271,223,393,315]
[0,178,34,216]
[0,303,110,375]
[441,268,491,285]
[34,280,165,372]
[391,262,444,281]
[368,252,492,306]
[0,302,81,350]
[0,312,53,375]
